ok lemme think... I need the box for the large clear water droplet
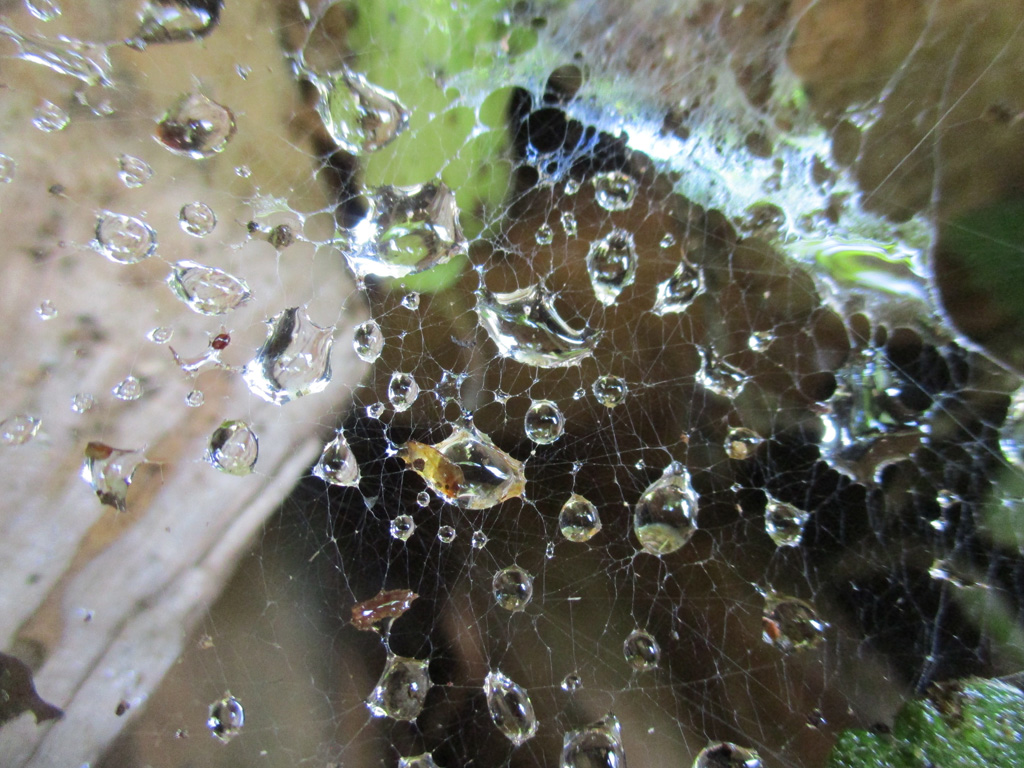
[206,420,258,476]
[81,442,145,512]
[764,494,809,548]
[133,0,221,46]
[179,201,216,237]
[623,630,660,671]
[367,655,431,721]
[93,212,157,264]
[692,742,762,768]
[475,283,598,368]
[353,320,384,363]
[118,155,152,188]
[1,414,41,446]
[398,425,526,509]
[724,427,762,460]
[535,222,554,245]
[313,431,360,487]
[761,594,827,653]
[343,182,465,278]
[561,672,583,692]
[587,229,637,305]
[592,375,627,408]
[484,671,537,746]
[391,514,415,541]
[399,753,440,768]
[524,399,565,444]
[438,525,456,543]
[558,493,602,542]
[32,99,69,132]
[388,372,420,412]
[561,714,625,768]
[471,530,488,549]
[112,375,144,401]
[167,260,252,315]
[653,261,704,315]
[493,565,533,612]
[243,307,334,404]
[156,92,236,159]
[633,463,699,555]
[313,67,410,154]
[71,393,96,414]
[698,348,747,398]
[593,171,636,211]
[207,693,244,743]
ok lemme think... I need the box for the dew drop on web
[388,372,420,412]
[366,654,431,721]
[560,672,582,693]
[70,393,95,414]
[560,211,578,237]
[692,741,762,768]
[558,493,602,542]
[313,431,360,487]
[471,530,488,549]
[653,260,704,315]
[416,490,430,507]
[147,326,173,344]
[483,670,537,746]
[167,260,252,315]
[80,441,146,512]
[592,171,636,211]
[243,307,335,405]
[112,375,144,401]
[623,629,660,671]
[117,154,153,188]
[586,228,637,305]
[399,753,440,768]
[535,222,554,245]
[206,420,258,476]
[561,714,625,768]
[132,0,221,46]
[764,494,809,548]
[353,319,384,363]
[36,300,57,320]
[401,291,420,311]
[1,414,41,446]
[524,399,565,444]
[633,462,699,555]
[184,389,204,408]
[155,92,236,159]
[391,514,415,541]
[206,693,244,744]
[492,565,533,612]
[179,201,216,237]
[592,375,627,408]
[761,594,827,653]
[312,67,410,155]
[437,525,456,544]
[93,213,157,265]
[724,427,763,460]
[32,100,69,132]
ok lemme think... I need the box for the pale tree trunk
[0,2,362,766]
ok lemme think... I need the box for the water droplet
[367,655,431,721]
[560,673,582,692]
[573,388,586,400]
[764,495,808,548]
[156,92,236,159]
[747,330,775,352]
[761,594,827,652]
[366,402,385,419]
[25,0,61,21]
[484,671,537,746]
[167,260,252,315]
[1,414,41,446]
[388,372,420,412]
[653,261,704,315]
[493,566,534,612]
[545,540,556,559]
[179,201,216,237]
[586,229,637,305]
[117,155,152,188]
[242,307,334,405]
[36,300,57,320]
[93,212,157,264]
[416,490,430,507]
[350,320,384,364]
[112,375,144,401]
[535,223,554,245]
[1,26,110,85]
[438,525,456,543]
[81,442,145,512]
[659,233,676,248]
[560,211,578,237]
[724,428,762,460]
[524,399,565,444]
[71,393,96,414]
[391,514,416,541]
[692,742,762,768]
[698,348,747,398]
[0,153,15,183]
[558,494,602,542]
[313,431,360,487]
[633,463,699,555]
[132,0,220,45]
[476,283,599,368]
[185,389,204,407]
[32,100,69,132]
[593,171,636,211]
[561,714,625,768]
[147,326,172,344]
[207,693,244,743]
[563,177,581,195]
[471,530,488,549]
[344,182,465,278]
[399,753,439,768]
[398,425,526,509]
[592,375,627,408]
[402,291,421,310]
[206,420,258,476]
[313,68,410,154]
[623,630,660,671]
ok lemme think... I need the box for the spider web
[3,1,1024,768]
